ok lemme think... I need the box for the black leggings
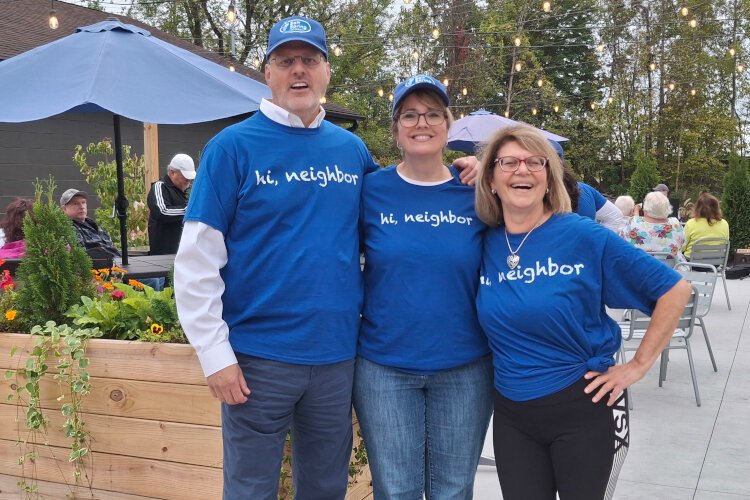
[492,378,629,500]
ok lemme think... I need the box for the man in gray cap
[652,183,680,218]
[60,188,119,257]
[146,153,195,255]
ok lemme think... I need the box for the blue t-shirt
[476,213,681,401]
[185,112,378,365]
[577,182,606,219]
[359,166,489,373]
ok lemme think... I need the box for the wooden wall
[0,334,372,499]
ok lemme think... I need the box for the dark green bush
[721,154,750,252]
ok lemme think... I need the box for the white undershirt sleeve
[596,200,626,233]
[174,220,236,377]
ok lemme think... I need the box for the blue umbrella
[447,109,568,153]
[0,19,271,262]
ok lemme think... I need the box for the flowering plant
[66,268,185,342]
[0,264,19,331]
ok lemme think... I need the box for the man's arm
[174,221,249,404]
[452,155,479,185]
[148,181,187,223]
[596,200,626,233]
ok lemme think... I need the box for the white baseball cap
[168,154,196,180]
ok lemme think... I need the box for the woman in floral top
[620,191,686,261]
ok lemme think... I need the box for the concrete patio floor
[473,274,750,499]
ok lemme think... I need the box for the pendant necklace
[504,216,546,270]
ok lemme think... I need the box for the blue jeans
[353,356,493,500]
[222,354,355,500]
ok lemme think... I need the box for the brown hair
[1,197,33,243]
[391,89,454,145]
[475,125,571,227]
[693,192,722,225]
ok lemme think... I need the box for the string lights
[48,0,58,29]
[226,0,237,25]
[542,1,552,13]
[442,78,449,87]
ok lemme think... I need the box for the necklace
[504,217,546,270]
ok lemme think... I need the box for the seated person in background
[550,140,622,232]
[614,195,636,217]
[683,192,729,260]
[652,183,681,220]
[60,189,120,257]
[147,153,195,255]
[0,197,33,259]
[620,191,685,260]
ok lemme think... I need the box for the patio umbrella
[0,18,271,263]
[447,109,569,153]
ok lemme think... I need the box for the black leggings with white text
[492,378,629,500]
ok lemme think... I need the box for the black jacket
[72,218,120,256]
[147,175,188,255]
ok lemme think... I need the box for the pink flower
[66,244,72,252]
[111,290,126,301]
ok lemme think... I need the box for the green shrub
[721,154,750,252]
[628,149,660,204]
[15,179,95,329]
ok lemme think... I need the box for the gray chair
[675,262,719,372]
[689,237,730,310]
[619,286,701,406]
[646,251,678,268]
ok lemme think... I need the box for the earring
[491,188,496,194]
[545,188,549,194]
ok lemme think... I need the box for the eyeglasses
[493,155,548,172]
[397,111,446,128]
[268,54,325,68]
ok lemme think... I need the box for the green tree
[628,149,660,203]
[15,179,94,329]
[721,154,750,252]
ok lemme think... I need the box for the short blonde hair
[391,89,453,144]
[475,125,571,227]
[643,191,672,219]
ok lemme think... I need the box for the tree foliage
[628,149,660,204]
[722,154,750,251]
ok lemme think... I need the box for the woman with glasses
[474,125,691,500]
[353,75,493,499]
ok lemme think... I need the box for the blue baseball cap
[548,139,564,160]
[392,74,450,117]
[266,16,328,61]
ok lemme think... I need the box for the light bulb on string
[738,64,745,73]
[515,61,523,72]
[668,82,676,91]
[729,47,736,57]
[462,87,468,96]
[553,104,560,113]
[252,56,260,69]
[680,6,688,16]
[377,88,384,97]
[597,43,605,53]
[411,49,419,61]
[531,107,538,115]
[607,96,614,104]
[514,36,521,47]
[333,45,342,57]
[388,93,394,102]
[460,113,465,119]
[542,1,551,12]
[504,110,510,118]
[403,0,412,3]
[48,8,59,29]
[229,64,235,72]
[590,102,597,110]
[689,18,697,28]
[537,78,544,87]
[442,78,449,87]
[432,28,440,39]
[649,62,657,71]
[226,1,237,24]
[690,88,697,96]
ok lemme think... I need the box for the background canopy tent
[447,109,568,153]
[0,18,271,263]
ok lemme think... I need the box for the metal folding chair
[646,251,678,268]
[675,262,719,372]
[619,286,701,407]
[689,237,731,310]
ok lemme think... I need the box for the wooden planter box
[0,333,372,499]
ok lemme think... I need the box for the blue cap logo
[280,19,312,34]
[404,75,438,88]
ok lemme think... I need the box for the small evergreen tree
[15,178,94,329]
[721,154,750,252]
[628,149,660,205]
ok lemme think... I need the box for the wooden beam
[143,122,160,192]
